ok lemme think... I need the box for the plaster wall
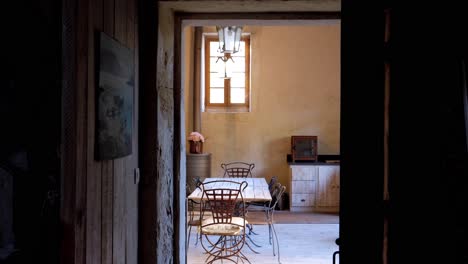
[185,24,340,191]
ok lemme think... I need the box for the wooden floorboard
[186,223,339,264]
[247,211,339,224]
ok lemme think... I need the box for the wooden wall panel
[86,0,104,263]
[75,0,89,263]
[101,158,113,264]
[101,0,115,263]
[112,160,126,264]
[125,0,139,263]
[62,0,139,263]
[103,0,115,36]
[113,0,129,264]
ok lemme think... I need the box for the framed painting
[96,32,134,160]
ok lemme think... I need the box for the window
[204,35,250,112]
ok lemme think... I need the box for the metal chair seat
[201,216,249,236]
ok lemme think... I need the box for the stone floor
[186,223,340,264]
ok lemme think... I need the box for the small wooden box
[291,136,318,162]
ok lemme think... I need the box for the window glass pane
[210,88,224,103]
[230,88,245,103]
[209,57,224,73]
[210,75,225,87]
[230,58,245,72]
[230,73,245,87]
[232,42,246,56]
[210,42,223,57]
[206,37,249,108]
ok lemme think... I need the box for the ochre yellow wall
[185,24,340,192]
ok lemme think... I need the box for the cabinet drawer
[291,194,315,207]
[291,166,317,181]
[291,180,316,194]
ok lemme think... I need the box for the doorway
[141,1,385,263]
[177,14,341,264]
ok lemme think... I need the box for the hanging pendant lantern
[215,53,234,79]
[216,26,243,54]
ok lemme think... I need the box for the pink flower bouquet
[188,132,205,142]
[188,132,204,154]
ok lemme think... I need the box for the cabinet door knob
[301,199,306,202]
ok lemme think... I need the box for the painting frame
[95,32,134,160]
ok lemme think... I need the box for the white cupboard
[316,165,340,211]
[289,166,317,212]
[289,164,340,212]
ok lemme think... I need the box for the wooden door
[113,0,139,262]
[99,0,139,263]
[317,165,340,207]
[61,0,139,263]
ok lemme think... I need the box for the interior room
[182,22,341,263]
[183,23,341,189]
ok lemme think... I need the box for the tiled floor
[186,223,339,264]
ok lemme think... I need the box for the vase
[189,140,203,154]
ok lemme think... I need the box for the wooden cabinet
[289,164,340,213]
[316,165,340,212]
[289,166,317,212]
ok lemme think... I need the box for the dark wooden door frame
[137,0,159,263]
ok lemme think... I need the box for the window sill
[204,106,250,113]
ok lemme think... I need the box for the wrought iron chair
[199,180,251,264]
[220,162,255,234]
[186,177,204,248]
[333,237,340,264]
[268,176,278,194]
[246,182,286,263]
[221,162,255,178]
[243,176,278,236]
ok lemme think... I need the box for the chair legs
[244,235,261,254]
[186,200,201,248]
[187,224,200,247]
[268,209,281,264]
[247,208,281,263]
[247,223,259,235]
[201,234,251,264]
[333,237,340,264]
[333,250,340,264]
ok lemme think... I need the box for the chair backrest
[199,180,248,224]
[269,183,286,210]
[186,176,203,196]
[221,162,255,178]
[268,176,278,194]
[198,180,249,263]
